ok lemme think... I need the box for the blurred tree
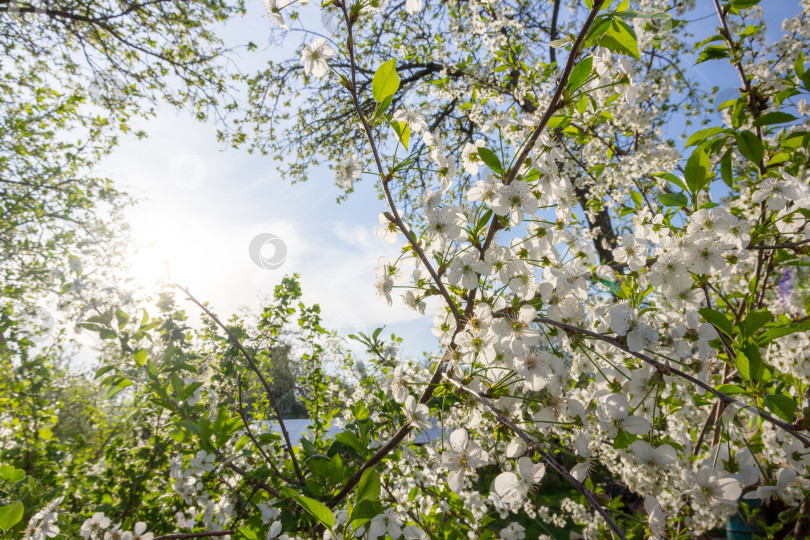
[0,0,252,317]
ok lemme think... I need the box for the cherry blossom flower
[81,513,111,539]
[745,467,797,503]
[404,0,423,14]
[335,154,362,189]
[368,508,402,538]
[404,395,431,432]
[494,456,546,506]
[597,393,650,436]
[442,428,489,492]
[460,140,486,175]
[686,467,742,504]
[301,38,334,78]
[391,108,427,133]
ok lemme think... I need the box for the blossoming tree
[5,0,810,538]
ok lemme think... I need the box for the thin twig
[176,285,304,483]
[532,315,810,447]
[443,374,629,540]
[236,373,296,484]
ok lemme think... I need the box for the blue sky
[94,1,441,359]
[92,0,802,362]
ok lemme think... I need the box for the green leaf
[720,148,733,188]
[764,394,797,422]
[698,307,733,337]
[758,321,810,344]
[736,130,763,165]
[732,0,762,8]
[335,432,362,454]
[696,45,730,64]
[134,349,147,367]
[685,148,711,194]
[94,365,116,379]
[477,147,503,175]
[350,500,385,529]
[0,500,23,532]
[106,378,133,399]
[0,466,25,483]
[654,172,688,192]
[743,309,772,338]
[549,38,570,48]
[613,429,634,449]
[686,126,724,147]
[736,342,764,381]
[372,59,399,103]
[657,192,688,207]
[114,309,129,329]
[390,121,410,150]
[289,494,334,530]
[236,525,260,540]
[716,384,746,395]
[753,112,798,127]
[597,19,640,59]
[567,56,593,92]
[355,468,381,502]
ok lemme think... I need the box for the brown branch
[502,0,606,188]
[748,239,810,250]
[443,374,628,540]
[176,286,304,483]
[533,316,810,447]
[235,373,296,484]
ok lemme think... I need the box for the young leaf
[685,126,724,147]
[477,147,503,175]
[350,499,385,530]
[753,112,797,127]
[0,466,25,483]
[715,384,746,395]
[372,59,400,103]
[654,172,688,192]
[355,468,381,502]
[684,148,711,194]
[289,494,335,530]
[764,394,798,422]
[736,341,764,381]
[390,121,410,150]
[758,320,810,344]
[567,57,593,92]
[657,192,688,207]
[743,309,772,338]
[736,130,763,165]
[0,500,23,532]
[720,148,733,188]
[335,431,362,454]
[598,19,640,59]
[698,307,733,337]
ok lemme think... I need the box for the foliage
[3,0,810,539]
